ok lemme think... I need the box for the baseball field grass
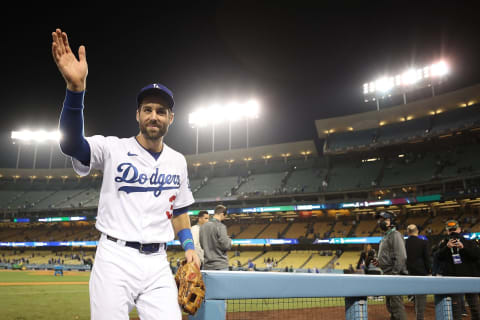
[0,270,351,320]
[0,270,437,319]
[0,270,139,320]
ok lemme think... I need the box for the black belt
[106,235,166,254]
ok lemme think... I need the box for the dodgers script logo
[115,163,180,197]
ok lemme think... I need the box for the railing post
[435,295,453,320]
[189,299,226,320]
[345,297,368,320]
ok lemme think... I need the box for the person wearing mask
[373,211,408,320]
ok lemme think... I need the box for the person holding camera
[357,244,382,275]
[437,220,480,320]
[373,211,408,320]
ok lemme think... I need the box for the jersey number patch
[165,195,176,219]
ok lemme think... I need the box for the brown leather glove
[175,260,205,315]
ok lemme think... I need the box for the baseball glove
[175,260,205,315]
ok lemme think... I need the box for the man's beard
[140,121,168,140]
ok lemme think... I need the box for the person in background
[191,210,209,269]
[200,205,232,270]
[437,220,480,320]
[405,224,431,320]
[373,211,408,320]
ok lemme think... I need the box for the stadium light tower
[11,129,61,169]
[363,60,450,111]
[189,99,260,154]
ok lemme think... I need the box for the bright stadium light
[11,129,61,142]
[363,60,450,110]
[431,61,449,77]
[375,77,394,93]
[11,129,62,169]
[226,102,243,122]
[189,99,261,154]
[401,69,418,85]
[244,100,260,119]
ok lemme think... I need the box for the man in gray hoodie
[200,205,232,270]
[374,211,408,320]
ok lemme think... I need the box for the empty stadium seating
[302,252,335,269]
[326,159,382,192]
[283,222,309,239]
[236,172,286,196]
[430,105,480,136]
[285,167,327,193]
[351,219,376,237]
[325,104,480,153]
[376,117,429,145]
[335,251,362,270]
[257,222,289,238]
[193,176,239,198]
[326,128,377,152]
[276,250,313,269]
[381,153,437,187]
[228,250,264,268]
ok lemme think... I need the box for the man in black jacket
[405,224,431,320]
[437,220,480,320]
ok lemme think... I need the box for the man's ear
[169,111,175,125]
[136,109,140,123]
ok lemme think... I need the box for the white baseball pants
[89,234,181,320]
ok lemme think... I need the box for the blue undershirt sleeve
[59,89,91,166]
[172,206,189,216]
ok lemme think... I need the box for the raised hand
[51,28,88,92]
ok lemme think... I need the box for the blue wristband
[178,228,195,251]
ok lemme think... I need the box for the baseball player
[51,28,200,320]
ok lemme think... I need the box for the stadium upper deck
[319,84,480,154]
[1,84,480,220]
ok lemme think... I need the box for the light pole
[212,124,215,152]
[246,118,249,149]
[49,144,54,169]
[189,109,207,155]
[189,99,260,153]
[11,130,61,169]
[195,127,199,155]
[15,144,22,169]
[33,144,38,169]
[228,120,232,150]
[244,99,260,149]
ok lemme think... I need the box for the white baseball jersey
[72,135,194,243]
[191,224,204,264]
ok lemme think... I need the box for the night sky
[1,3,479,168]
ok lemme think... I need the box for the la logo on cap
[153,84,159,88]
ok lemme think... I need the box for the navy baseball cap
[375,211,395,220]
[137,83,175,110]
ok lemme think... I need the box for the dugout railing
[190,271,480,320]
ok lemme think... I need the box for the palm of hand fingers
[52,29,87,85]
[58,55,87,83]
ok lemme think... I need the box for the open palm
[52,28,88,91]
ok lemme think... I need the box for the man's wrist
[64,89,85,109]
[67,82,86,92]
[178,228,195,251]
